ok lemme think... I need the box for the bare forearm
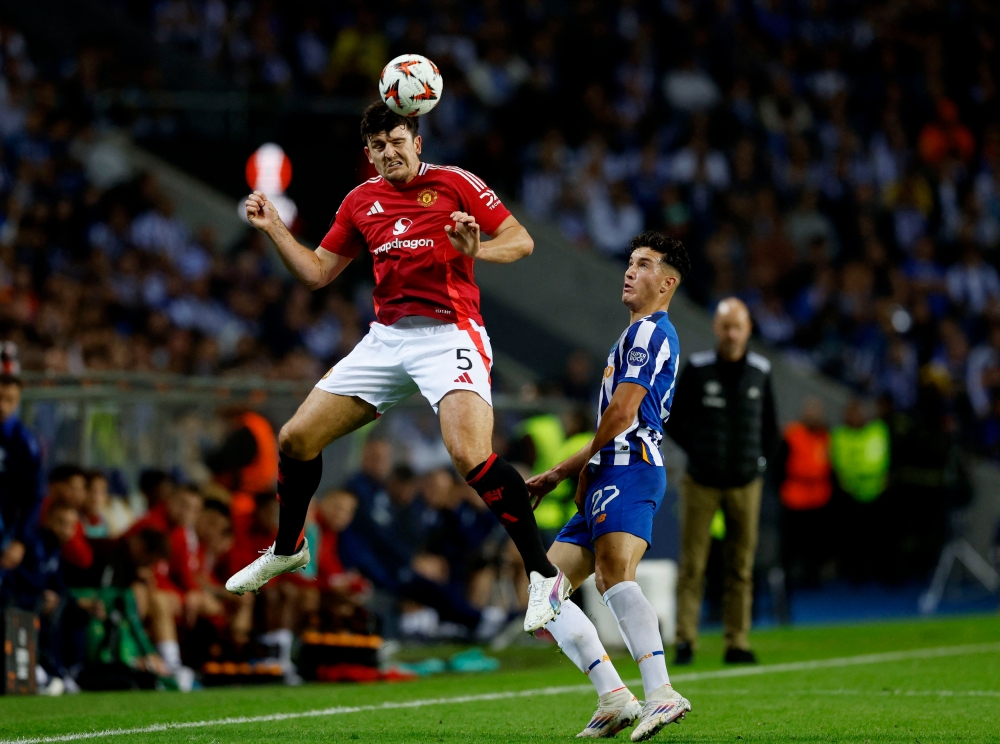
[586,408,635,462]
[263,221,326,289]
[476,224,534,264]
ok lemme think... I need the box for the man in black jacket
[666,298,778,665]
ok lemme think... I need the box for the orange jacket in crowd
[223,411,279,518]
[780,422,832,511]
[237,412,279,494]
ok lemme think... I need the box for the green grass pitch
[2,615,999,743]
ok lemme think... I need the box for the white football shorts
[315,315,494,414]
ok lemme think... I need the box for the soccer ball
[378,54,443,117]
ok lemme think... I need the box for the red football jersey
[319,163,512,327]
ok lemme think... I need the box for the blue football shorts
[554,462,667,552]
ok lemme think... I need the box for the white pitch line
[678,689,1000,698]
[2,641,998,744]
[669,641,1000,683]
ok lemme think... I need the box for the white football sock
[156,640,181,671]
[545,600,625,696]
[603,581,670,697]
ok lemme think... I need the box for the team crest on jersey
[628,349,649,366]
[416,188,439,207]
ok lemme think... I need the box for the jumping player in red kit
[226,102,571,633]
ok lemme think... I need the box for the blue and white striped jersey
[590,311,681,468]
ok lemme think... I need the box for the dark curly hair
[629,231,691,281]
[360,101,419,145]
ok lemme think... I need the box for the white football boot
[577,687,642,738]
[630,685,691,741]
[523,568,572,632]
[225,539,310,595]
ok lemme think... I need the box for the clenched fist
[444,211,481,257]
[245,191,281,232]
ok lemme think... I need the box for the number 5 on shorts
[456,349,473,371]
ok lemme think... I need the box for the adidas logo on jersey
[366,201,385,215]
[454,372,474,384]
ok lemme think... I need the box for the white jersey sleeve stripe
[660,356,679,422]
[646,330,672,389]
[443,165,487,190]
[429,164,487,192]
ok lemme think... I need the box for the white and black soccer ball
[378,54,443,117]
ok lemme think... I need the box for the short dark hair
[0,373,22,388]
[360,101,418,145]
[390,464,416,482]
[49,464,85,485]
[629,231,691,281]
[139,469,172,497]
[133,528,170,562]
[202,499,231,520]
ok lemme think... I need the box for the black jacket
[666,350,779,489]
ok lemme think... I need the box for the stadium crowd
[132,0,1000,458]
[1,370,546,691]
[0,19,374,380]
[4,0,999,694]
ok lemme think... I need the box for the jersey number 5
[456,349,473,371]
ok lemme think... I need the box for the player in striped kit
[226,102,570,635]
[526,232,692,740]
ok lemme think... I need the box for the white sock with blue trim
[603,581,670,697]
[545,600,625,696]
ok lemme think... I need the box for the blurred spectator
[125,482,206,681]
[663,57,720,113]
[204,406,278,517]
[587,181,644,257]
[513,406,593,541]
[89,470,134,538]
[340,461,502,640]
[919,99,975,167]
[967,323,1000,420]
[558,349,597,404]
[830,399,891,581]
[0,373,42,576]
[138,469,174,511]
[776,397,833,590]
[887,386,970,578]
[81,471,111,539]
[226,491,301,680]
[0,500,76,685]
[946,245,1000,317]
[313,488,371,632]
[419,468,500,603]
[42,465,92,572]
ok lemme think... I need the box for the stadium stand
[5,1,1000,455]
[3,0,1000,693]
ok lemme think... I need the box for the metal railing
[18,371,575,493]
